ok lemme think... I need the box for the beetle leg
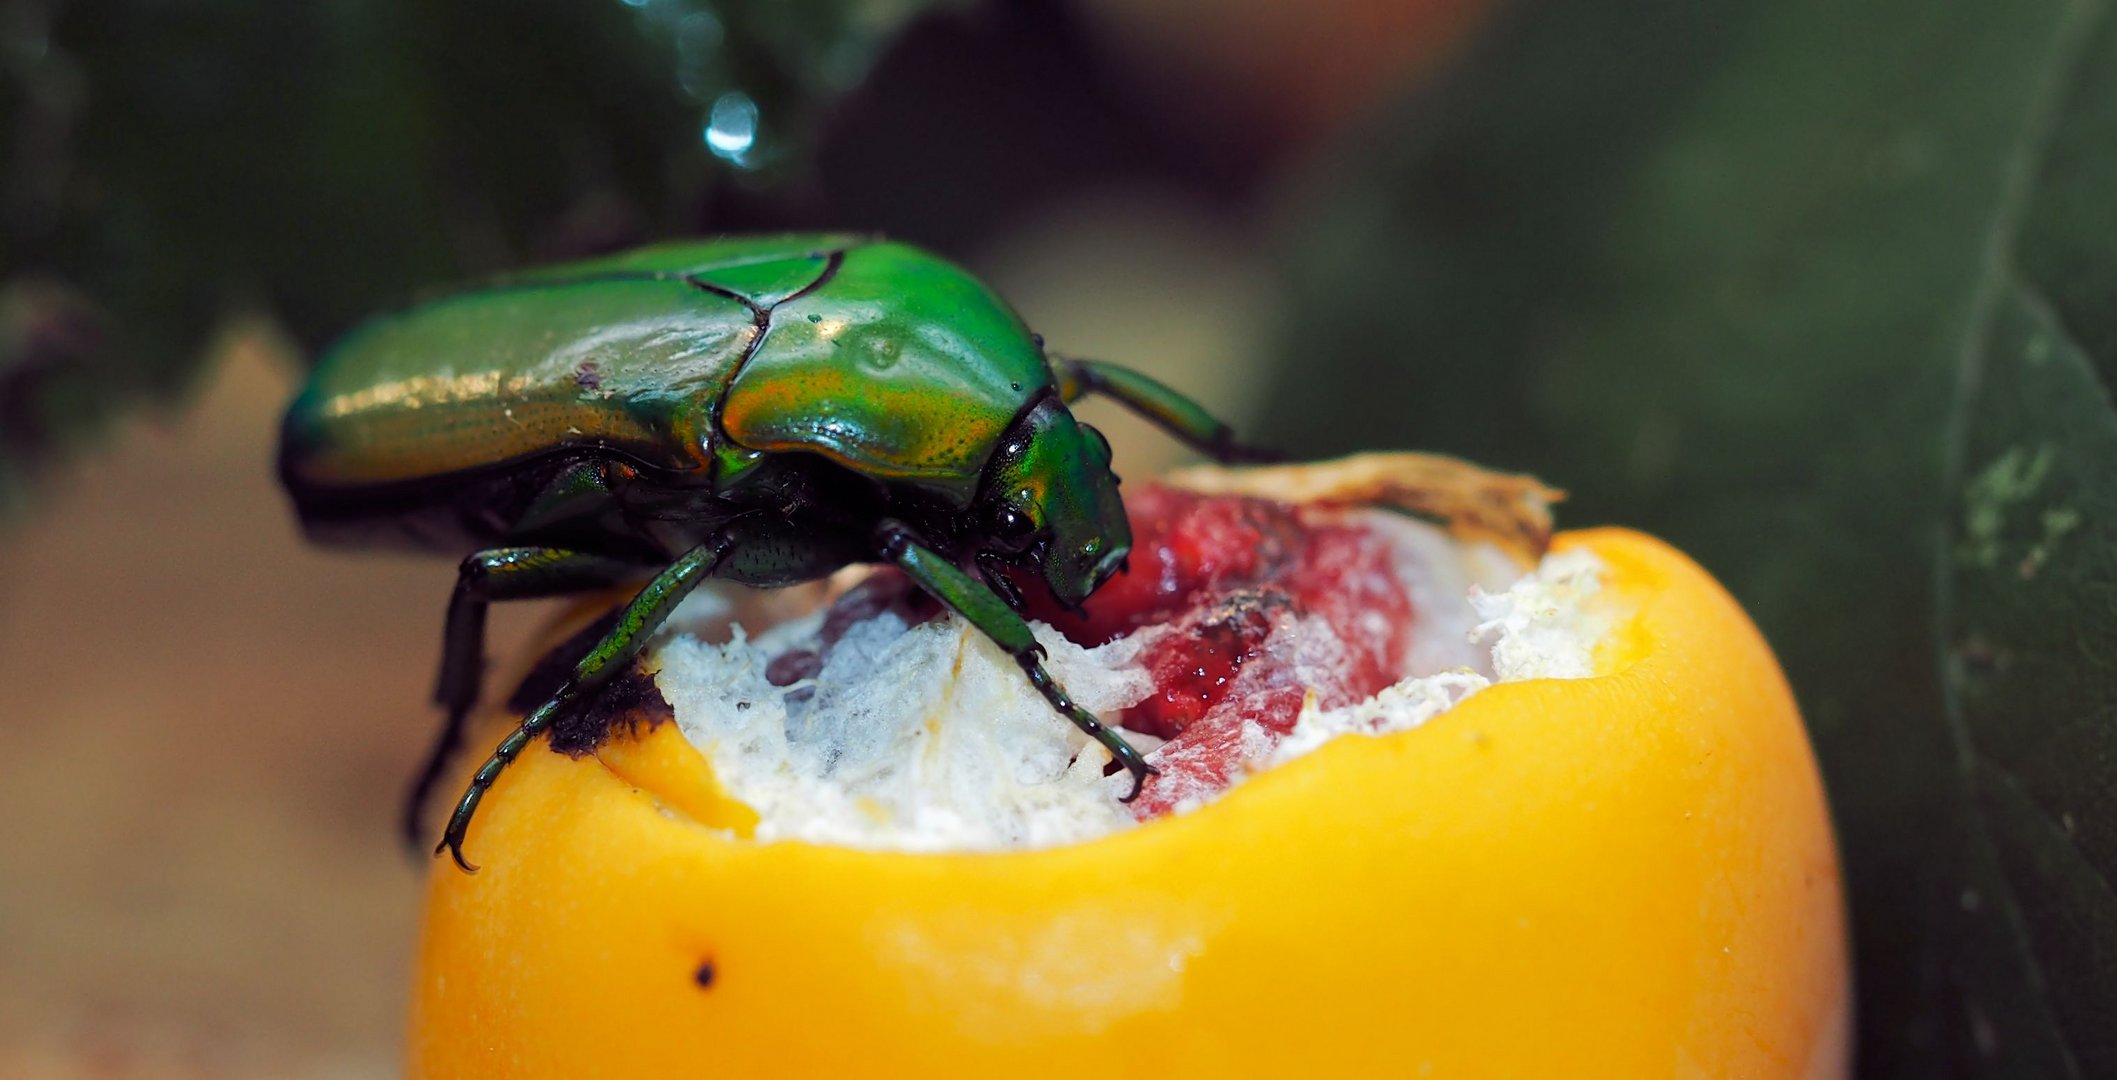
[1051,354,1279,463]
[437,535,735,872]
[411,548,646,855]
[974,550,1028,612]
[877,520,1156,800]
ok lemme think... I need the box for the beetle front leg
[410,547,645,855]
[1051,354,1278,463]
[877,520,1156,799]
[436,535,734,872]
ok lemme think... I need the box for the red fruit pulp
[775,485,1419,818]
[1023,485,1416,815]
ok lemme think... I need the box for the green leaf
[1261,0,2117,1070]
[1942,9,2117,1063]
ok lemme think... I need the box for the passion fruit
[408,455,1848,1079]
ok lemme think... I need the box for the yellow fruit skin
[410,529,1849,1079]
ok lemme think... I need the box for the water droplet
[704,91,759,165]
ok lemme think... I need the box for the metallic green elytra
[279,234,1265,871]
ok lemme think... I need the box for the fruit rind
[411,527,1848,1080]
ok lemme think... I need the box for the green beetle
[280,234,1262,870]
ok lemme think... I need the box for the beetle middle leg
[1051,354,1277,463]
[408,548,646,854]
[437,532,737,872]
[876,519,1155,799]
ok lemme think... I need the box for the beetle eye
[988,505,1038,549]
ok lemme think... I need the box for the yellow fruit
[410,528,1848,1079]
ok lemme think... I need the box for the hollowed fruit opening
[652,479,1609,852]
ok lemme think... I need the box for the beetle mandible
[280,234,1265,871]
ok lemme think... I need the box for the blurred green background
[4,0,2112,1075]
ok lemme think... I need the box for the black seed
[694,961,716,988]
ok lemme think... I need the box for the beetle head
[976,394,1129,609]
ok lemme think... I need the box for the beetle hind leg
[407,547,643,856]
[437,533,737,872]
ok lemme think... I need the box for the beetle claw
[437,835,479,874]
[1115,759,1156,803]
